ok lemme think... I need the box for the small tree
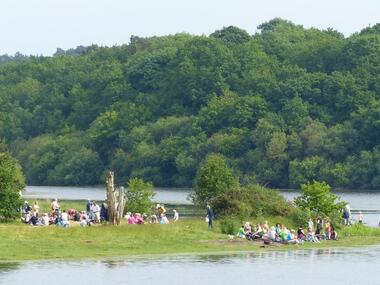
[294,181,345,220]
[125,178,155,214]
[194,154,239,205]
[0,151,26,221]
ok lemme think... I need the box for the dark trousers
[208,218,213,228]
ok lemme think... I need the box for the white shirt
[61,212,69,222]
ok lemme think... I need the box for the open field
[1,218,380,261]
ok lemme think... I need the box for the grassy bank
[1,219,380,261]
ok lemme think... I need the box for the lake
[1,246,379,285]
[22,186,380,226]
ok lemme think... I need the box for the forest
[1,18,380,189]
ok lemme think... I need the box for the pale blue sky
[1,0,379,55]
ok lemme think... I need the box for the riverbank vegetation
[1,19,380,189]
[1,219,379,261]
[0,147,25,221]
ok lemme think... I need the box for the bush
[244,184,294,216]
[294,181,346,224]
[124,178,155,214]
[220,218,240,235]
[212,183,294,218]
[289,208,311,227]
[0,151,25,221]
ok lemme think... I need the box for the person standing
[173,209,179,222]
[207,205,214,229]
[33,201,40,217]
[307,217,314,232]
[51,198,60,211]
[358,211,364,224]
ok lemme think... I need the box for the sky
[0,0,379,55]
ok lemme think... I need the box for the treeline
[1,18,380,189]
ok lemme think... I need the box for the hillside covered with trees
[1,18,380,189]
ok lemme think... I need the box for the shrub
[244,184,294,217]
[213,183,294,218]
[0,151,25,221]
[220,218,239,235]
[124,178,155,214]
[294,181,346,224]
[289,207,311,227]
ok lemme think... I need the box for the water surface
[1,246,379,285]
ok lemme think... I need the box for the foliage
[294,181,346,221]
[219,218,239,235]
[0,19,380,189]
[124,178,155,214]
[193,154,238,205]
[0,151,25,221]
[213,183,294,218]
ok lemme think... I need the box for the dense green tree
[0,150,25,221]
[194,154,239,205]
[294,181,345,222]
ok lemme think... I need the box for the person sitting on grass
[297,226,306,240]
[135,213,144,224]
[41,213,50,226]
[306,228,320,243]
[160,213,170,224]
[128,213,136,224]
[252,224,264,239]
[74,211,81,222]
[237,225,245,238]
[150,214,158,224]
[279,227,288,243]
[275,223,281,235]
[244,222,253,240]
[80,216,87,227]
[287,229,301,244]
[61,210,70,227]
[30,213,38,226]
[68,208,76,220]
[262,221,269,233]
[270,226,278,241]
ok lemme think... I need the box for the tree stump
[106,171,126,225]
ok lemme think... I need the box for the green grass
[1,218,380,262]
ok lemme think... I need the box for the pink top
[128,216,136,224]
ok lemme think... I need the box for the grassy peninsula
[1,220,380,261]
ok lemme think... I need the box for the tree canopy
[0,19,380,189]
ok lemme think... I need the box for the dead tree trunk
[106,171,126,225]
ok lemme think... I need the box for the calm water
[1,246,380,285]
[23,185,193,204]
[22,186,380,226]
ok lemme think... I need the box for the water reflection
[1,247,380,285]
[0,262,19,273]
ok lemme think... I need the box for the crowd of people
[21,199,109,227]
[124,204,179,224]
[21,200,179,227]
[236,217,338,244]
